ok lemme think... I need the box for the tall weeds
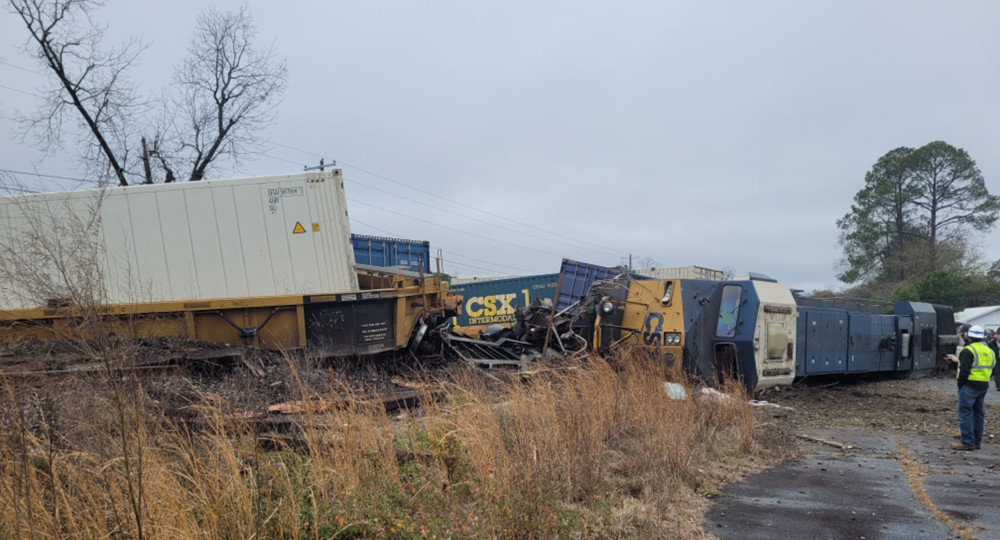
[0,353,757,539]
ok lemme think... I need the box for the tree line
[5,0,287,186]
[833,141,999,310]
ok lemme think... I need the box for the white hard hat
[968,325,986,339]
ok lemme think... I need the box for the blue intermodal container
[450,274,559,334]
[351,234,431,273]
[556,259,651,311]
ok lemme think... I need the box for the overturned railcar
[793,296,958,378]
[558,259,959,393]
[582,274,797,392]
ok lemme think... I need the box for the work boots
[951,442,976,451]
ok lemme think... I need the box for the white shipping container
[0,170,358,310]
[636,265,725,281]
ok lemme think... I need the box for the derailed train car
[0,171,460,358]
[793,296,957,378]
[577,272,797,391]
[555,260,959,393]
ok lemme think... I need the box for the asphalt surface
[921,377,1000,406]
[707,380,1000,539]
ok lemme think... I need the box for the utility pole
[303,158,336,172]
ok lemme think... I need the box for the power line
[0,185,41,195]
[445,259,517,277]
[0,168,93,183]
[254,138,621,254]
[0,59,44,76]
[259,153,306,167]
[263,139,324,159]
[348,197,565,258]
[338,160,622,254]
[347,177,619,257]
[349,217,401,237]
[440,249,537,274]
[0,83,40,98]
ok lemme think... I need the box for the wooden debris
[0,363,180,377]
[187,346,249,361]
[240,355,266,378]
[267,400,337,415]
[796,433,853,450]
[266,388,443,416]
[390,377,438,390]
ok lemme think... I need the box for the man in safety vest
[945,325,996,450]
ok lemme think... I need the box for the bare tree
[6,1,287,185]
[635,256,659,270]
[7,0,145,187]
[156,6,288,181]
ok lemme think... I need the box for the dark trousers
[958,385,988,447]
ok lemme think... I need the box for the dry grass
[0,352,762,540]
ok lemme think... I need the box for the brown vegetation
[0,352,771,539]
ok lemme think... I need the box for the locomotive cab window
[716,285,742,338]
[660,281,674,306]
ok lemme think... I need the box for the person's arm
[957,348,973,387]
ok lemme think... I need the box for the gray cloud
[1,0,998,291]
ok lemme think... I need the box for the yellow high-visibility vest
[960,341,996,382]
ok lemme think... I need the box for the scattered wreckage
[435,298,585,369]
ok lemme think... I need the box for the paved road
[707,380,1000,539]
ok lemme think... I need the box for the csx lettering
[643,313,664,346]
[466,293,517,318]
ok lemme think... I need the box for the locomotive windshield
[716,285,742,338]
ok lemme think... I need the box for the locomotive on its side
[558,260,959,393]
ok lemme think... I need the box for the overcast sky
[1,0,998,291]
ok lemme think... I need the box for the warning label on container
[292,222,307,234]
